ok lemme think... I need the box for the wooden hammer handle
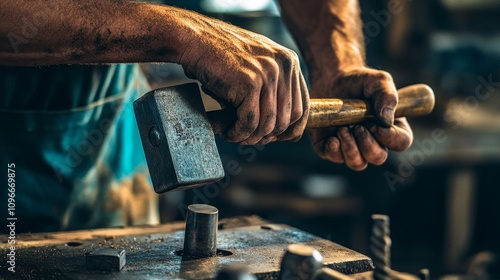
[208,84,434,134]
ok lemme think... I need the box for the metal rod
[183,204,218,258]
[370,214,392,280]
[278,244,323,280]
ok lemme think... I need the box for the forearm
[278,0,365,85]
[0,0,203,65]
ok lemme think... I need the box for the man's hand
[179,17,309,145]
[309,68,413,171]
[278,0,415,170]
[0,1,309,145]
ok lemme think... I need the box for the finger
[363,72,398,127]
[323,136,344,163]
[352,125,388,166]
[338,127,368,171]
[241,83,277,145]
[310,128,330,157]
[256,136,277,146]
[310,129,344,163]
[267,60,292,139]
[277,68,309,141]
[224,95,260,143]
[367,118,413,152]
[201,85,231,109]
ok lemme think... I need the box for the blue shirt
[0,64,159,232]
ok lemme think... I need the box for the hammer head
[133,83,224,193]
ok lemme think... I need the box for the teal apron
[0,64,159,232]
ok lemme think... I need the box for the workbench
[0,216,373,279]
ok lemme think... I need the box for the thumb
[363,73,398,127]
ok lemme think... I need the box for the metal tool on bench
[134,83,435,193]
[278,243,357,280]
[182,204,219,259]
[278,244,324,280]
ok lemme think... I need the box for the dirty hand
[309,68,413,171]
[179,15,309,145]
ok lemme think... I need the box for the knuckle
[262,56,279,71]
[240,111,259,133]
[263,62,280,84]
[261,113,276,135]
[240,72,261,92]
[288,49,300,61]
[276,48,299,73]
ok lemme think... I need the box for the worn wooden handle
[208,84,434,134]
[307,84,435,128]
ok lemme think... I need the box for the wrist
[307,35,365,81]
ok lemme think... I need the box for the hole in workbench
[173,249,233,258]
[65,241,83,247]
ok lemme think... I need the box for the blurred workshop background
[142,0,500,278]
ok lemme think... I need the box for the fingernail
[381,107,394,127]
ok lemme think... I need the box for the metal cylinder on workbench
[278,244,324,280]
[216,264,257,280]
[183,204,219,258]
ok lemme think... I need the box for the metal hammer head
[133,83,224,193]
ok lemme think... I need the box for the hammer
[133,83,434,193]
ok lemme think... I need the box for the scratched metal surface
[0,220,372,279]
[133,83,225,193]
[157,84,224,187]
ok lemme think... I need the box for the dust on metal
[0,217,373,279]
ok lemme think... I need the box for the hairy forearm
[0,0,204,65]
[278,0,365,82]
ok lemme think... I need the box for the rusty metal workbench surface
[0,216,373,279]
